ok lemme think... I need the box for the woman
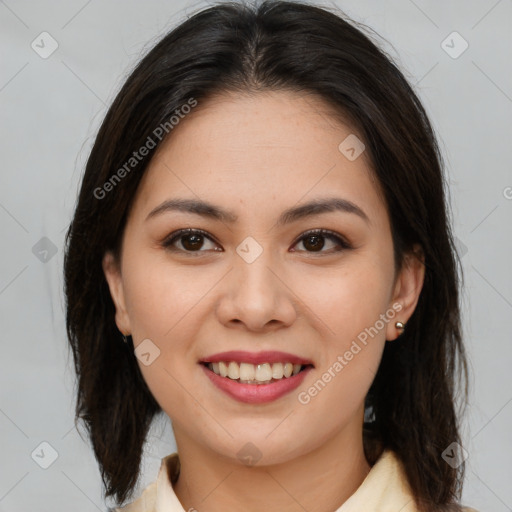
[63,1,477,511]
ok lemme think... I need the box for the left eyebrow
[145,197,370,226]
[275,197,370,227]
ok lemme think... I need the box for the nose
[215,247,297,332]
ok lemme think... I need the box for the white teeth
[207,361,306,382]
[239,362,255,381]
[219,361,228,377]
[228,361,239,379]
[255,363,272,382]
[272,362,284,379]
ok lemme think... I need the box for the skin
[103,90,425,512]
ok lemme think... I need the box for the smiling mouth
[201,361,314,385]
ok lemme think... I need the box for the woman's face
[103,90,424,466]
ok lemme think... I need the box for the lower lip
[201,364,313,404]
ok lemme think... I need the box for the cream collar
[117,449,476,512]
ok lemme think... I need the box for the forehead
[130,90,386,227]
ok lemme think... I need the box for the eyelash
[161,228,352,256]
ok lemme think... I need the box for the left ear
[386,244,425,341]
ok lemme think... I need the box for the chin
[204,433,309,468]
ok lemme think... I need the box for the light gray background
[1,0,511,510]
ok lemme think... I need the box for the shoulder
[367,450,480,512]
[114,480,158,512]
[114,453,180,512]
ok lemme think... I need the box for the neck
[172,420,371,512]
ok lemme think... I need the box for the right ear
[102,251,132,335]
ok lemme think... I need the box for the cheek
[292,260,392,416]
[293,260,393,342]
[295,258,392,428]
[121,254,226,409]
[123,253,213,338]
[293,355,378,449]
[295,274,388,434]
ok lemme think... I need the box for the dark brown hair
[63,1,469,510]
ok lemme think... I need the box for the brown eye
[180,233,205,251]
[162,228,351,256]
[302,234,325,252]
[291,229,351,254]
[162,229,220,254]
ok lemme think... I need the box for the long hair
[63,1,469,509]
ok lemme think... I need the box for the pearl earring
[395,321,405,332]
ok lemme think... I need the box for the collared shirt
[115,449,478,512]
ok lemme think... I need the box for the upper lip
[200,350,314,366]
